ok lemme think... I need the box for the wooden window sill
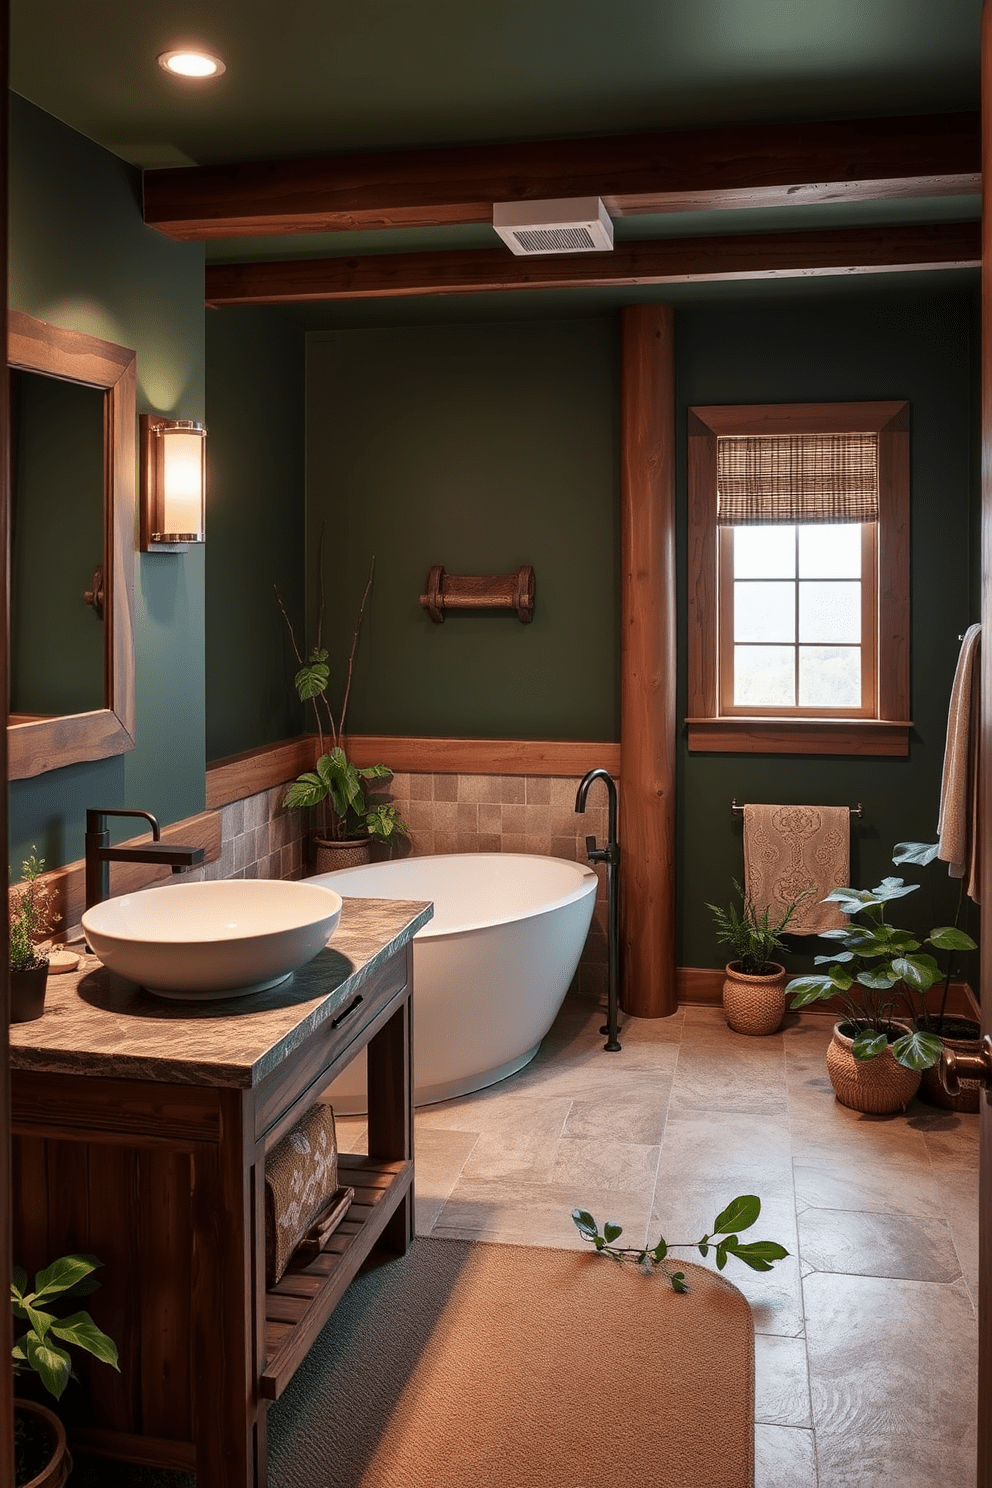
[685,717,912,756]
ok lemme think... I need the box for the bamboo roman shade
[716,432,879,525]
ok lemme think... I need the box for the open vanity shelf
[262,1153,413,1400]
[9,896,430,1488]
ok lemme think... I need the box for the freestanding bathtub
[307,853,598,1111]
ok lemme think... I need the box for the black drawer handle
[331,994,364,1029]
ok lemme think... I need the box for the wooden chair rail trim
[686,720,911,756]
[678,966,977,1021]
[206,736,621,795]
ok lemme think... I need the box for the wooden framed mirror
[7,310,136,779]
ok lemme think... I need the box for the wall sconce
[140,414,207,552]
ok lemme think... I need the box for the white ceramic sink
[81,879,343,1000]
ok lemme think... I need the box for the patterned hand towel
[743,804,850,936]
[937,624,981,903]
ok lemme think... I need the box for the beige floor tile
[456,1096,574,1182]
[433,1177,654,1250]
[793,1156,946,1219]
[799,1206,961,1281]
[939,1165,980,1312]
[755,1334,812,1427]
[814,1432,976,1488]
[754,1424,817,1488]
[803,1272,977,1442]
[516,1043,678,1107]
[914,1108,981,1170]
[550,1136,661,1194]
[333,1114,368,1153]
[413,1127,480,1235]
[668,1035,788,1118]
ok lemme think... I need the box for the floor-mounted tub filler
[308,853,598,1110]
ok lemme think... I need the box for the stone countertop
[8,896,432,1089]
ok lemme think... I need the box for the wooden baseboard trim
[678,965,978,1021]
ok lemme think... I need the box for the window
[687,401,910,756]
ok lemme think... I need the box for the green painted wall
[8,93,206,871]
[676,287,980,972]
[205,306,307,761]
[305,318,621,742]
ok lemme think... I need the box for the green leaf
[294,658,330,701]
[890,1030,944,1071]
[712,1194,761,1235]
[856,968,898,990]
[33,1255,103,1300]
[602,1221,623,1244]
[890,954,941,991]
[874,877,920,901]
[25,1333,71,1400]
[669,1272,689,1293]
[852,1030,890,1060]
[49,1312,119,1369]
[697,1240,709,1258]
[786,974,840,1008]
[650,1237,668,1263]
[928,926,978,952]
[571,1209,598,1238]
[357,764,392,781]
[891,841,940,866]
[284,774,327,810]
[17,1300,54,1342]
[814,951,853,965]
[715,1239,730,1271]
[733,1240,791,1271]
[593,1235,605,1251]
[11,1266,26,1296]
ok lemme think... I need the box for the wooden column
[1,1,14,1481]
[619,305,677,1017]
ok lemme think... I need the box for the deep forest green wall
[8,94,206,870]
[306,317,621,742]
[205,306,307,761]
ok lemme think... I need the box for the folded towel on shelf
[743,804,850,936]
[937,623,981,903]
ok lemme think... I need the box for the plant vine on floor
[572,1194,789,1292]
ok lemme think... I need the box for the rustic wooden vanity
[8,895,431,1488]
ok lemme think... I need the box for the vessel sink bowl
[81,879,343,1000]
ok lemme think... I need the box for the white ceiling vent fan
[492,196,614,256]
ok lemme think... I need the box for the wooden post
[619,305,677,1017]
[1,3,14,1481]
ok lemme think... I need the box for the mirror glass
[7,310,136,780]
[10,368,105,718]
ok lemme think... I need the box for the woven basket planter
[313,836,372,875]
[826,1021,921,1114]
[722,962,787,1036]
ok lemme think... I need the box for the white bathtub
[308,853,598,1110]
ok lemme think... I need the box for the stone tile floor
[338,994,980,1488]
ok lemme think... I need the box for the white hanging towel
[937,623,981,903]
[743,804,850,936]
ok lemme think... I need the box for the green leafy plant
[9,851,59,973]
[572,1194,789,1293]
[786,845,977,1071]
[706,880,806,975]
[11,1253,119,1400]
[276,553,408,846]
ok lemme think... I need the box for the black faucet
[84,809,206,911]
[575,768,621,1052]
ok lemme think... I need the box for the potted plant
[786,860,977,1114]
[11,1252,120,1487]
[706,881,804,1035]
[276,554,408,871]
[9,851,60,1024]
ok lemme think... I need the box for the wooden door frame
[980,8,992,1487]
[1,0,14,1480]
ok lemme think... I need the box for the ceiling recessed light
[157,49,226,79]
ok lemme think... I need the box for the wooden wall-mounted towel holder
[420,565,535,624]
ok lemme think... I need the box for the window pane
[798,581,861,643]
[734,525,795,578]
[735,646,795,706]
[799,646,861,707]
[798,523,862,578]
[735,582,795,642]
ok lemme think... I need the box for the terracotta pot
[825,1021,921,1114]
[721,961,787,1036]
[10,962,49,1023]
[918,1018,982,1113]
[14,1400,71,1488]
[312,836,372,875]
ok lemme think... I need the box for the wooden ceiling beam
[204,220,980,306]
[147,112,980,242]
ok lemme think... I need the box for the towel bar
[731,799,863,818]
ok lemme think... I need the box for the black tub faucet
[84,809,206,911]
[575,768,621,1052]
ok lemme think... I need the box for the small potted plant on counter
[11,1252,119,1487]
[276,553,408,872]
[9,850,60,1024]
[706,881,805,1035]
[785,857,977,1114]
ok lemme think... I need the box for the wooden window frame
[686,400,911,756]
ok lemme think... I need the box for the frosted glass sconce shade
[140,414,207,552]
